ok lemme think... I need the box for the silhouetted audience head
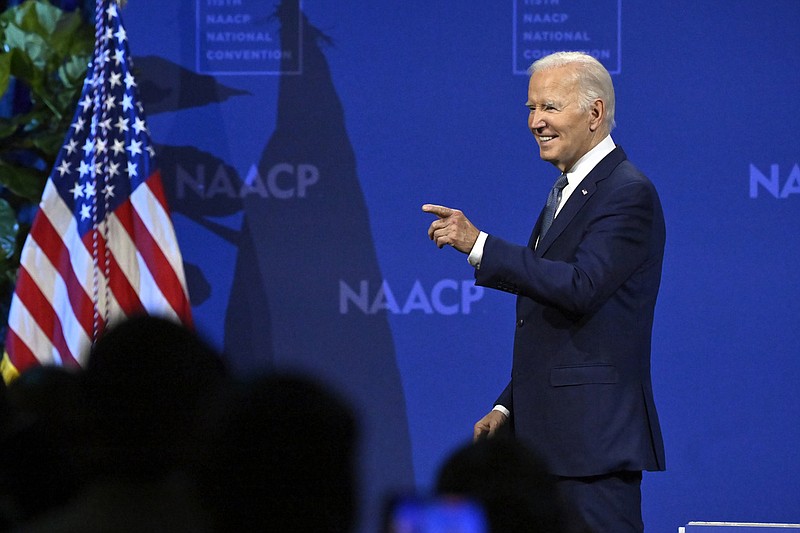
[197,373,358,533]
[436,437,567,533]
[0,365,88,525]
[82,314,227,481]
[0,321,362,533]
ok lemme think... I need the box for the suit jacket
[475,146,666,477]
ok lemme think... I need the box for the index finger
[421,204,454,218]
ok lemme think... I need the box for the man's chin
[538,148,557,164]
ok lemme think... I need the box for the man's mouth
[538,135,557,143]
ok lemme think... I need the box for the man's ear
[588,99,605,132]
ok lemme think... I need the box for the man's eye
[527,105,556,112]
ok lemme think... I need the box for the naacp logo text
[197,0,301,75]
[749,164,800,199]
[340,279,485,315]
[513,0,621,74]
[176,163,319,199]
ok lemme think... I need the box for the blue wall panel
[122,1,800,530]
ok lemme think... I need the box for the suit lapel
[534,146,628,257]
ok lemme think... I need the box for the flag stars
[65,139,78,155]
[106,3,118,18]
[56,160,71,176]
[79,160,91,177]
[121,93,133,111]
[79,95,92,111]
[49,19,150,218]
[111,139,125,155]
[70,182,84,199]
[124,71,136,89]
[115,116,129,133]
[127,139,143,156]
[132,117,147,135]
[107,161,120,178]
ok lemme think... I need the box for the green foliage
[0,0,93,312]
[0,198,21,305]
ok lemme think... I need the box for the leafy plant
[0,0,93,341]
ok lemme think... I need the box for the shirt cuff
[492,405,510,418]
[467,231,488,269]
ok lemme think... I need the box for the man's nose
[529,111,545,130]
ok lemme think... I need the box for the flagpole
[90,0,107,342]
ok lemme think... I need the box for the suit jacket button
[516,319,524,327]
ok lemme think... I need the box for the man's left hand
[422,204,479,254]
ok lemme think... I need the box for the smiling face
[526,65,605,172]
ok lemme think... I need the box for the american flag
[2,0,192,380]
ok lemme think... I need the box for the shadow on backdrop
[139,1,415,530]
[246,2,415,530]
[153,144,278,370]
[136,55,250,115]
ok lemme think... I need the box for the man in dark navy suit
[423,51,665,532]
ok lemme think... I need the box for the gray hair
[528,51,616,132]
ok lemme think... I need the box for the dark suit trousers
[556,471,643,533]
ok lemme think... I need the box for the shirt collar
[564,134,616,186]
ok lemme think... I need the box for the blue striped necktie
[539,173,569,240]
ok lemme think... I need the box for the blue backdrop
[121,1,800,530]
